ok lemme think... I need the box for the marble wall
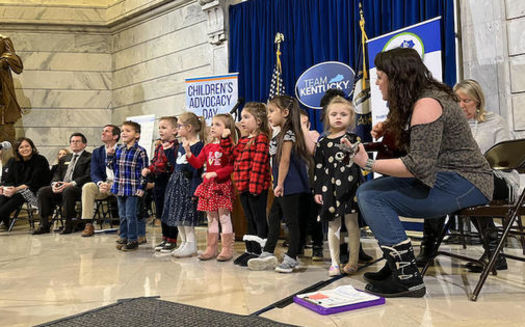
[1,0,218,161]
[460,0,525,138]
[111,1,212,124]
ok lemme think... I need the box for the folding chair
[422,138,525,301]
[8,201,37,232]
[93,195,118,229]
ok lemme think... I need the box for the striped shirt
[107,142,148,196]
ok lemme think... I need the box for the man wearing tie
[33,133,92,235]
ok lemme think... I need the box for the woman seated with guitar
[348,47,493,298]
[416,79,520,272]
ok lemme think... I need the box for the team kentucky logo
[295,61,355,110]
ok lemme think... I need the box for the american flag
[268,60,285,99]
[269,33,285,99]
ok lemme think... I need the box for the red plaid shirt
[147,140,178,175]
[221,133,270,195]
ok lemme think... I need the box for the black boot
[234,240,252,266]
[365,240,426,298]
[416,217,445,267]
[363,261,391,283]
[359,243,374,262]
[467,219,507,273]
[60,219,73,234]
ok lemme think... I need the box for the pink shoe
[328,265,341,277]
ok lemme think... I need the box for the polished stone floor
[1,222,525,327]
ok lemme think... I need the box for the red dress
[187,143,234,211]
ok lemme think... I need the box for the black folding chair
[8,201,37,232]
[422,138,525,301]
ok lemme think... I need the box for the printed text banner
[185,73,239,124]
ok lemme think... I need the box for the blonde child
[163,112,205,257]
[313,96,362,276]
[184,114,236,261]
[247,95,311,273]
[221,103,271,266]
[141,116,180,253]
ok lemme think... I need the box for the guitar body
[363,130,407,160]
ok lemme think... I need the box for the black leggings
[299,193,323,248]
[239,190,268,240]
[264,193,303,259]
[0,193,25,226]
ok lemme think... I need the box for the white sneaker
[173,241,197,258]
[171,242,186,257]
[247,252,278,271]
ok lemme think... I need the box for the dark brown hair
[374,47,456,147]
[14,137,38,161]
[242,102,270,148]
[268,95,311,167]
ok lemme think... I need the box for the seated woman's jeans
[356,171,489,246]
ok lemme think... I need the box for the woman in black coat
[0,138,50,228]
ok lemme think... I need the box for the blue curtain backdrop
[229,0,456,131]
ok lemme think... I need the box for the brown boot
[81,223,95,237]
[198,233,219,260]
[217,233,235,262]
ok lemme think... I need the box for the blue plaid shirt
[106,143,148,196]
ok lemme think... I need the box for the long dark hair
[243,102,270,148]
[268,95,311,167]
[14,137,38,161]
[374,47,456,146]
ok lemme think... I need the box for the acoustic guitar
[362,129,407,160]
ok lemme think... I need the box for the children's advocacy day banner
[367,17,443,128]
[185,73,239,124]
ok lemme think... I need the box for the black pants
[154,175,179,241]
[0,193,25,226]
[239,190,268,248]
[264,193,303,259]
[38,185,82,228]
[299,193,323,248]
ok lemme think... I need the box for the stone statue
[0,35,23,143]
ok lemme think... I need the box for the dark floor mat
[36,297,299,327]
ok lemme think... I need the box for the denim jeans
[356,171,489,246]
[117,196,140,241]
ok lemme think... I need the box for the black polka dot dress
[313,133,362,222]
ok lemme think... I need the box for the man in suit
[80,124,120,237]
[33,133,92,235]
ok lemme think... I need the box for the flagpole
[359,3,368,89]
[274,32,284,96]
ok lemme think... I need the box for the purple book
[293,286,385,315]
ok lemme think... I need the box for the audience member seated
[416,79,520,271]
[80,124,120,237]
[33,133,92,235]
[50,148,70,178]
[0,138,50,229]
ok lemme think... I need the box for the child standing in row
[185,114,236,261]
[142,116,179,253]
[162,112,205,258]
[221,102,271,266]
[248,95,311,273]
[314,96,362,276]
[107,121,148,252]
